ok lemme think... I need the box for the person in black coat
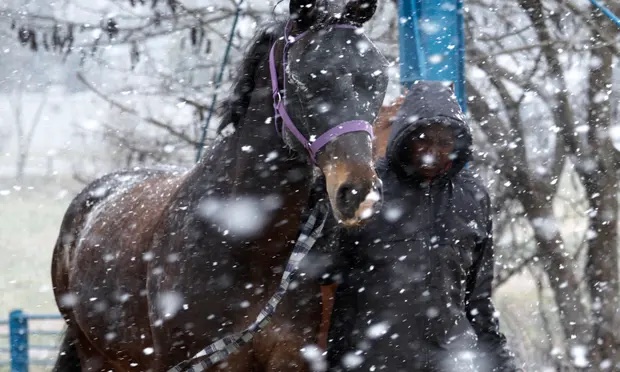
[321,81,520,372]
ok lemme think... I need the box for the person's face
[406,125,455,179]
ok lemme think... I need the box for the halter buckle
[273,91,282,107]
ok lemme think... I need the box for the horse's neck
[207,43,314,199]
[231,131,312,197]
[218,84,313,192]
[195,83,315,251]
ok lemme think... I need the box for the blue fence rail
[0,310,63,372]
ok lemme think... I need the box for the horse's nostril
[336,183,366,218]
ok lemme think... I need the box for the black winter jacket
[323,81,519,372]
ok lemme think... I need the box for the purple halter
[268,22,374,165]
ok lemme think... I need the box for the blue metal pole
[455,0,466,112]
[9,310,28,372]
[588,0,619,211]
[398,0,426,89]
[590,0,620,28]
[398,0,467,112]
[195,0,244,162]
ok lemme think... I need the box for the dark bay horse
[51,1,388,371]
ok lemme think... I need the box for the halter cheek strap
[268,22,374,165]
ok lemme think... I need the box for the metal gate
[0,310,63,372]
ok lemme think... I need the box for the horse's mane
[216,14,351,135]
[373,95,406,160]
[216,20,287,134]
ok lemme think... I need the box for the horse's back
[54,166,187,266]
[52,166,188,370]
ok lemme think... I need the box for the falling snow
[342,352,364,369]
[156,291,184,320]
[1,1,618,371]
[365,321,390,340]
[301,345,327,372]
[198,195,282,237]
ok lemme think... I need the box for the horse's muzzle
[321,163,382,227]
[335,178,382,224]
[315,131,382,227]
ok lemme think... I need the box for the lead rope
[168,201,330,372]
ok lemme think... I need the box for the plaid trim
[168,202,329,372]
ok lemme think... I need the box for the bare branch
[77,72,199,146]
[495,253,537,289]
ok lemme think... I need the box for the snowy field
[0,180,76,315]
[0,180,76,371]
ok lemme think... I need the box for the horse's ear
[343,0,378,25]
[290,0,324,29]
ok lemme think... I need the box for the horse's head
[278,0,388,227]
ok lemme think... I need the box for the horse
[50,0,388,371]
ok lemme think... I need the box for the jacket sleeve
[465,198,520,372]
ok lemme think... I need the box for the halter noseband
[268,22,374,165]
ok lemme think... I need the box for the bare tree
[517,0,620,366]
[8,85,48,183]
[467,0,620,368]
[2,0,255,165]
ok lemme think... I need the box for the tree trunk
[518,189,592,363]
[584,172,620,368]
[582,3,620,366]
[16,150,26,184]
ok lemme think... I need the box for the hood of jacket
[385,80,472,182]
